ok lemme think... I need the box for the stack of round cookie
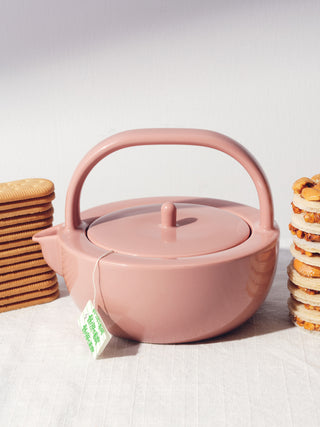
[287,174,320,330]
[0,179,59,313]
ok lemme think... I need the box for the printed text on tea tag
[79,300,111,359]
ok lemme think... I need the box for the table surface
[1,248,319,427]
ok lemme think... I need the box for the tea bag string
[92,250,114,308]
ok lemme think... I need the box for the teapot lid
[87,201,250,258]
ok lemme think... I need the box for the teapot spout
[33,225,63,276]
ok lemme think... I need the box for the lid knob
[161,202,177,228]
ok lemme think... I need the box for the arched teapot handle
[65,128,274,231]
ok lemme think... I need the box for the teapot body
[45,196,278,343]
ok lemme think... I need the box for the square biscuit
[0,203,52,219]
[0,270,56,291]
[0,289,59,313]
[0,265,53,284]
[0,193,55,211]
[0,276,58,298]
[0,238,41,252]
[0,250,43,266]
[0,243,41,259]
[0,257,48,275]
[0,179,54,203]
[0,217,53,237]
[0,227,52,244]
[0,207,53,228]
[0,283,59,307]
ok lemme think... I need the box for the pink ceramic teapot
[34,129,279,343]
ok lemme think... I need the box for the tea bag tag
[79,300,111,359]
[79,251,113,358]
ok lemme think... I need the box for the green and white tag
[79,300,111,359]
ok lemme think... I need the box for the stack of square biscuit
[0,179,59,313]
[287,174,320,331]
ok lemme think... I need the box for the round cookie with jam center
[288,296,320,331]
[287,260,320,291]
[288,280,320,306]
[293,235,320,255]
[293,258,320,278]
[290,243,320,266]
[290,175,320,251]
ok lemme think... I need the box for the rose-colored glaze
[65,129,274,231]
[87,202,251,258]
[34,129,279,344]
[161,201,177,228]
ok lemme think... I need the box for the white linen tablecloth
[1,248,319,427]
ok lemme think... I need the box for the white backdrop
[1,1,320,248]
